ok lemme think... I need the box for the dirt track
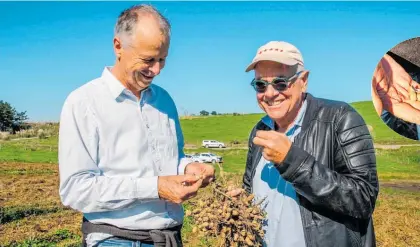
[381,182,420,192]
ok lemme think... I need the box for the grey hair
[114,4,171,47]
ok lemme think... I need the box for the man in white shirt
[58,4,215,247]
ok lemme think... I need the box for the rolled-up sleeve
[178,157,193,175]
[58,95,159,213]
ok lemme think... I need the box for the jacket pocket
[306,219,362,247]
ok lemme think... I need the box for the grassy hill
[180,114,263,146]
[181,101,418,146]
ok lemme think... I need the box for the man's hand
[379,54,415,99]
[372,54,420,124]
[185,162,215,187]
[252,130,292,164]
[158,174,203,204]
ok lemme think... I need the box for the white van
[201,140,226,148]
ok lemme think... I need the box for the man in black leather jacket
[238,41,379,247]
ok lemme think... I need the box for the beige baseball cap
[245,41,304,72]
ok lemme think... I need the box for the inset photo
[371,37,420,141]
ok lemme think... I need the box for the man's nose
[264,84,279,99]
[149,62,162,75]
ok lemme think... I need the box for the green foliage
[0,100,29,133]
[199,110,209,116]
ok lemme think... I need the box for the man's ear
[113,37,123,61]
[300,70,310,92]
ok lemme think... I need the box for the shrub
[14,129,36,138]
[0,131,10,140]
[37,129,47,139]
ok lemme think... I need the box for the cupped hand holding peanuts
[372,54,420,124]
[252,130,292,165]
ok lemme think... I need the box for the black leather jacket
[381,110,418,140]
[243,93,379,247]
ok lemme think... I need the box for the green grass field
[0,101,417,164]
[351,101,418,144]
[180,101,417,146]
[0,100,419,246]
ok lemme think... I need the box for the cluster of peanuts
[186,182,265,247]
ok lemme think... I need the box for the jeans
[96,237,154,247]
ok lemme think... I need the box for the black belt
[81,217,183,247]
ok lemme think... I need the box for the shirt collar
[101,67,154,100]
[102,67,126,100]
[261,99,308,131]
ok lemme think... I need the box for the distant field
[180,113,263,146]
[0,101,418,166]
[188,146,420,180]
[0,101,416,163]
[180,101,417,147]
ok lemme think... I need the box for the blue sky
[1,1,420,121]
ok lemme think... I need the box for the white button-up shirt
[58,67,192,245]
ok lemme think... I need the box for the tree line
[198,110,242,116]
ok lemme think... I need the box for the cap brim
[245,54,300,72]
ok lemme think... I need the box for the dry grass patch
[379,173,420,182]
[0,210,82,246]
[373,187,420,247]
[0,162,57,175]
[0,174,60,208]
[1,163,419,246]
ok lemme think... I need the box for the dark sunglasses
[250,71,303,93]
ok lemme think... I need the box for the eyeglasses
[250,71,303,93]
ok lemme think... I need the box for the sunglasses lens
[254,81,267,92]
[273,78,288,91]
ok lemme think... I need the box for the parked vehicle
[185,154,202,162]
[202,140,226,148]
[207,153,223,163]
[198,153,223,164]
[186,153,223,164]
